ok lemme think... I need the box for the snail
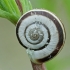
[16,9,66,64]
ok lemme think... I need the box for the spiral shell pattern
[16,9,66,64]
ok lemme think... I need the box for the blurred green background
[0,0,70,70]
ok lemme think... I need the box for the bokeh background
[0,0,70,70]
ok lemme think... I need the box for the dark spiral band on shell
[24,22,51,50]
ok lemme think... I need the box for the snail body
[16,9,66,64]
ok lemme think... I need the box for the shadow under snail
[16,9,66,64]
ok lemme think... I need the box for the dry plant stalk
[31,62,46,70]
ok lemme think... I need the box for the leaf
[0,0,32,25]
[20,0,32,13]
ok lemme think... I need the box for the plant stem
[31,61,46,70]
[15,1,46,70]
[15,0,23,14]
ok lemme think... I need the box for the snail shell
[16,9,66,64]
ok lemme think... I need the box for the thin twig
[15,0,23,14]
[31,61,46,70]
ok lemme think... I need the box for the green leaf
[0,0,32,25]
[0,9,19,24]
[20,0,32,13]
[9,0,21,16]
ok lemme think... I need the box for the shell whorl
[16,9,66,64]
